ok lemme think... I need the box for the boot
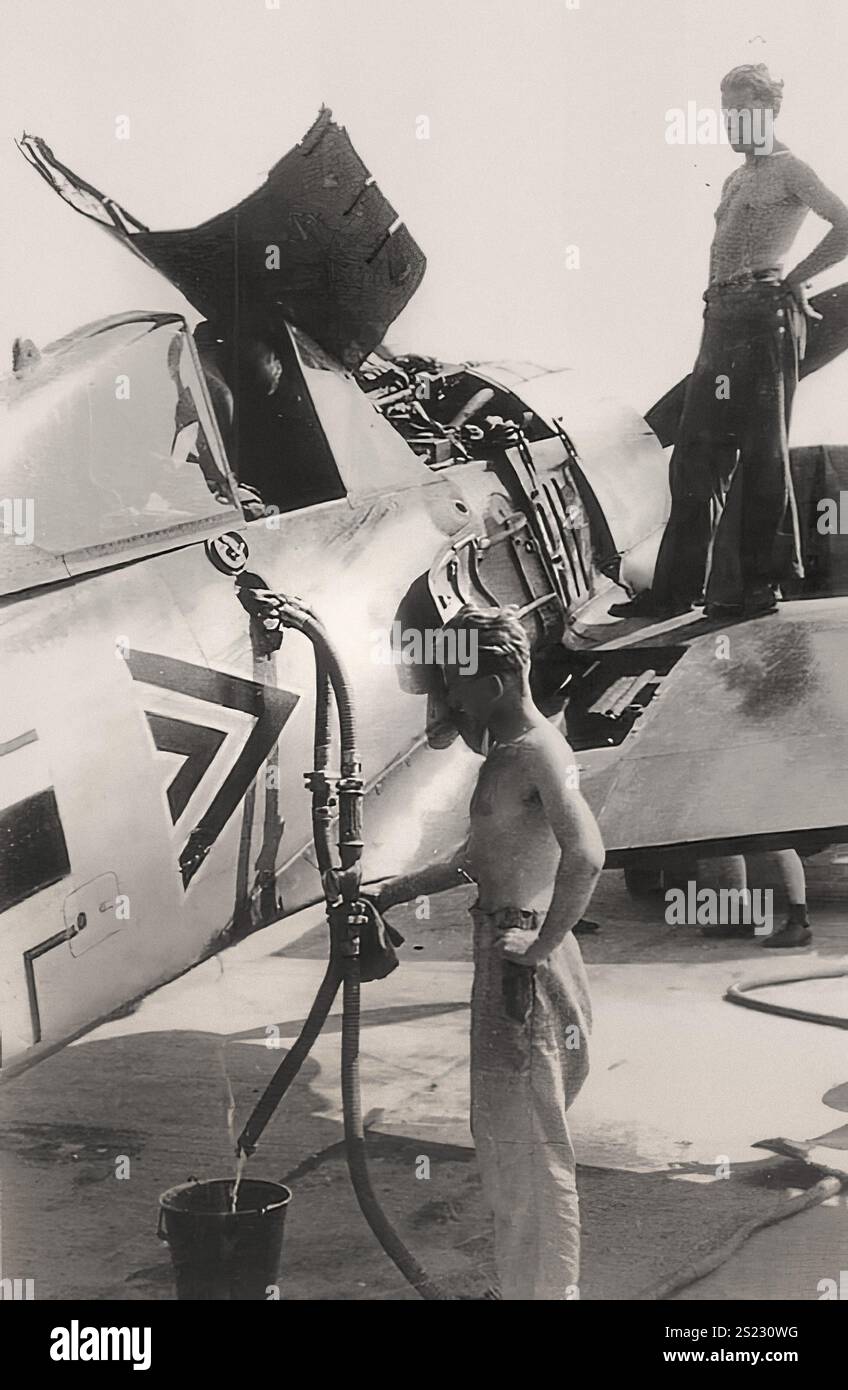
[762,904,812,949]
[744,584,779,617]
[609,592,693,620]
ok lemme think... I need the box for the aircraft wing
[645,281,848,446]
[583,602,848,866]
[17,108,426,369]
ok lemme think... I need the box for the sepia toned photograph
[1,0,847,1357]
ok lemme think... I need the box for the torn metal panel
[17,108,426,370]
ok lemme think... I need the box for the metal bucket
[158,1178,291,1300]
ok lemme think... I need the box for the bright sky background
[3,0,848,439]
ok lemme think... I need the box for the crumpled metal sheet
[18,108,426,370]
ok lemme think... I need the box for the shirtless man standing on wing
[366,604,604,1300]
[612,63,848,621]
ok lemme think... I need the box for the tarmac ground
[0,854,846,1300]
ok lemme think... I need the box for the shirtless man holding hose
[366,605,604,1300]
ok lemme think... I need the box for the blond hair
[441,604,531,676]
[721,63,784,114]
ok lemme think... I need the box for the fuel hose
[234,583,449,1299]
[725,965,848,1029]
[640,964,848,1299]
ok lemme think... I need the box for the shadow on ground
[0,1023,831,1301]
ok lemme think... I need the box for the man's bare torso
[710,150,811,284]
[466,722,574,914]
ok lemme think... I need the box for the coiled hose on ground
[642,966,848,1299]
[725,965,848,1029]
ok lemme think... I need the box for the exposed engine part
[354,349,547,469]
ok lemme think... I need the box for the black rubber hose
[237,956,343,1157]
[300,615,447,1293]
[314,651,331,756]
[237,634,341,1158]
[640,966,848,1300]
[636,1174,842,1300]
[725,967,848,1029]
[311,652,335,878]
[299,612,357,760]
[236,594,447,1295]
[341,956,449,1300]
[294,612,363,871]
